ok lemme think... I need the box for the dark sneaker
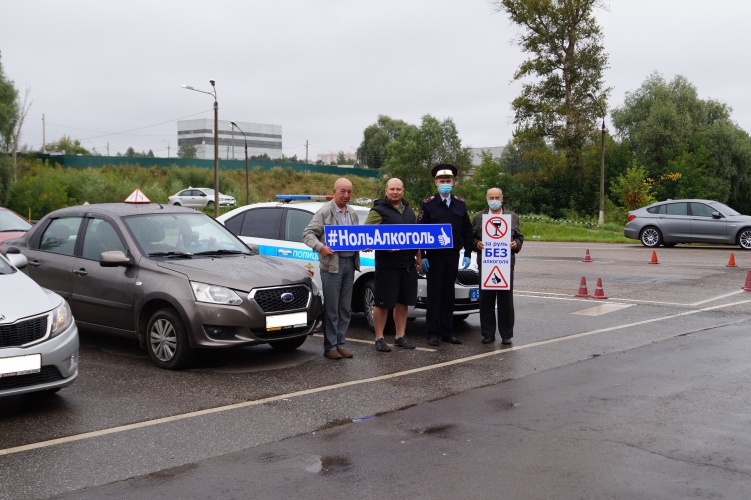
[374,338,392,352]
[394,336,415,349]
[501,338,513,345]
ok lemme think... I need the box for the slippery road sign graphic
[480,214,511,290]
[483,265,509,289]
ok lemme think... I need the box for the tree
[9,86,31,181]
[177,143,197,159]
[610,163,656,210]
[45,135,89,155]
[611,73,751,212]
[382,115,471,203]
[494,0,610,169]
[356,115,410,169]
[0,52,19,154]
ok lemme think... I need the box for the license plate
[0,354,42,377]
[470,288,480,301]
[266,311,308,331]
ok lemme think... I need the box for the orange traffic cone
[591,278,608,299]
[575,277,590,297]
[726,253,737,268]
[648,251,659,264]
[743,271,751,292]
[583,249,593,262]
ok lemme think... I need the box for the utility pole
[42,114,46,153]
[305,140,309,164]
[106,142,110,156]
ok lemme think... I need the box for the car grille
[456,269,479,286]
[0,366,63,390]
[251,285,310,313]
[0,315,48,348]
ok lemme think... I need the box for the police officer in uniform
[418,164,474,346]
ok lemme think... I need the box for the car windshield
[708,201,741,216]
[0,209,33,232]
[203,188,215,195]
[123,212,252,257]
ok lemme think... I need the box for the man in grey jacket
[302,178,361,359]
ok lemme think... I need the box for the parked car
[216,197,480,330]
[0,251,79,397]
[0,206,33,251]
[168,188,236,208]
[624,199,751,250]
[2,203,321,370]
[353,197,372,206]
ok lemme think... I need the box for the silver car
[168,187,236,208]
[624,199,751,250]
[0,252,79,397]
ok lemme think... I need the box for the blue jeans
[320,256,355,351]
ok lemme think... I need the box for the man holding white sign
[472,187,523,345]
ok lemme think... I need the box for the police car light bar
[275,194,333,203]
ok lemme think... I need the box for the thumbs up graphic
[438,227,451,246]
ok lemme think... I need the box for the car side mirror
[711,211,722,219]
[100,250,133,267]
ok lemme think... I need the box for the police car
[217,195,480,329]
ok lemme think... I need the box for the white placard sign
[480,214,511,290]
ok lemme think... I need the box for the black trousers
[479,266,514,340]
[426,251,459,340]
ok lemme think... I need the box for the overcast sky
[2,0,750,160]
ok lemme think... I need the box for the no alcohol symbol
[485,216,508,239]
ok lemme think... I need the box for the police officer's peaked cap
[432,163,457,178]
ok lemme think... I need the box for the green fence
[36,154,381,179]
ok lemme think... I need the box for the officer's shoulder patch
[453,195,466,202]
[422,195,437,204]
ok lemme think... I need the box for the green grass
[519,215,631,243]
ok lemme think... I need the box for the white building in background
[177,119,283,160]
[469,146,505,166]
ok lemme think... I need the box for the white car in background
[0,251,79,397]
[168,187,236,208]
[217,195,480,329]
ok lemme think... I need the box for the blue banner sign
[324,224,454,251]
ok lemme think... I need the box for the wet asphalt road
[1,242,750,499]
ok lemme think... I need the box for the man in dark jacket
[365,178,422,352]
[472,187,523,345]
[418,164,474,347]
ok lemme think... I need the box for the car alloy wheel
[362,279,375,331]
[640,227,662,248]
[739,228,751,250]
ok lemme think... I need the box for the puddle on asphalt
[416,423,457,437]
[304,455,353,475]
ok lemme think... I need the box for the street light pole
[231,121,250,205]
[162,140,170,158]
[589,94,606,225]
[181,80,220,217]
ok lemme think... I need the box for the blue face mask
[438,184,452,195]
[488,200,502,211]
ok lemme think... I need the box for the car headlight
[50,300,74,338]
[191,281,243,305]
[310,278,320,296]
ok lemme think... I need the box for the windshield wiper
[192,249,246,256]
[147,250,193,258]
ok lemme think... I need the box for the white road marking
[571,303,635,316]
[2,298,749,458]
[517,288,746,307]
